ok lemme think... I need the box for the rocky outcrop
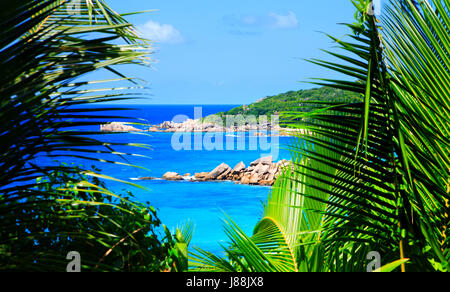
[162,172,183,181]
[148,126,160,132]
[206,163,231,180]
[100,119,306,136]
[100,122,143,132]
[231,161,246,174]
[194,172,209,180]
[156,119,291,136]
[250,156,272,166]
[151,156,290,186]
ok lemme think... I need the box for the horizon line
[97,103,243,106]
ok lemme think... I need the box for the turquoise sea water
[36,105,293,254]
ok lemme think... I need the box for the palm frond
[382,0,450,265]
[0,0,170,271]
[191,0,449,273]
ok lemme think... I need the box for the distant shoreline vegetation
[100,86,356,133]
[205,86,357,125]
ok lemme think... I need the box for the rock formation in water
[100,122,143,132]
[139,156,291,186]
[100,119,305,136]
[162,172,183,181]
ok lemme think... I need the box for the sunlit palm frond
[382,0,450,266]
[191,0,449,273]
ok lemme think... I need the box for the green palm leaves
[191,0,449,272]
[1,0,150,187]
[0,0,174,271]
[382,0,450,268]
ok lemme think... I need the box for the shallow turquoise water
[35,105,293,254]
[96,131,292,254]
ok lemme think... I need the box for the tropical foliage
[211,87,357,121]
[191,0,449,272]
[0,0,185,271]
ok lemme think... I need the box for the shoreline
[100,120,309,137]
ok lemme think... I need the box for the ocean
[36,105,294,254]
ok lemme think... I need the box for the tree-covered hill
[213,87,358,119]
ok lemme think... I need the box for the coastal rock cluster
[156,119,280,133]
[152,156,291,186]
[100,119,296,136]
[100,122,143,132]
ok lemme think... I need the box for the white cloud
[137,20,184,44]
[268,11,298,29]
[223,11,299,34]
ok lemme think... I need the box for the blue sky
[104,0,357,104]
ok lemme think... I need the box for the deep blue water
[36,105,293,254]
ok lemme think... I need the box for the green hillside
[207,87,358,124]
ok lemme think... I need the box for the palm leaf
[188,0,449,273]
[381,0,450,265]
[0,0,166,271]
